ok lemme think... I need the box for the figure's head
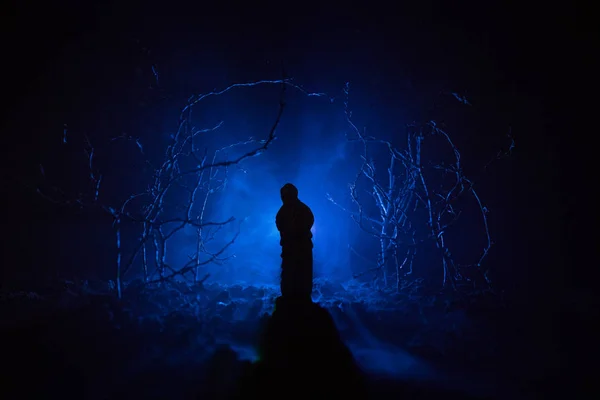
[280,183,299,204]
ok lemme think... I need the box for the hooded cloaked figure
[276,183,314,302]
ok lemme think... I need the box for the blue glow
[4,8,543,399]
[156,105,357,287]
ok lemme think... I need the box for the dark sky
[1,1,594,296]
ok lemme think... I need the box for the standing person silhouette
[276,183,314,303]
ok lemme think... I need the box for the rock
[242,286,260,298]
[228,285,244,298]
[245,299,265,320]
[213,290,231,304]
[318,282,345,297]
[204,282,221,292]
[220,302,237,320]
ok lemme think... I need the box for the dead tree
[328,82,514,292]
[36,79,326,298]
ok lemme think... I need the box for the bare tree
[328,82,514,292]
[36,79,326,298]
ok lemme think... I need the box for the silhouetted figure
[275,183,314,303]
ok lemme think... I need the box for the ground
[1,278,563,399]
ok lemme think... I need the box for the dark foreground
[0,281,577,399]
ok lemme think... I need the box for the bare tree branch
[34,78,326,297]
[329,82,513,293]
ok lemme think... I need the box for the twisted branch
[329,82,514,292]
[34,78,326,297]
